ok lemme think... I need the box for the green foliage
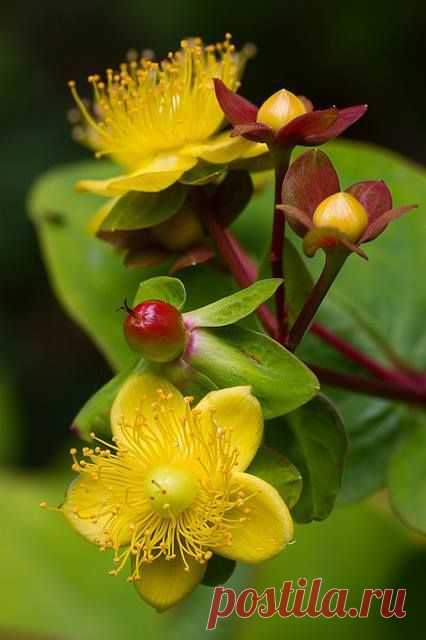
[266,395,347,522]
[247,445,302,509]
[133,276,187,309]
[388,411,426,534]
[187,326,319,419]
[184,278,282,327]
[100,184,187,231]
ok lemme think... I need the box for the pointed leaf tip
[213,78,258,125]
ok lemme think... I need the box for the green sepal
[247,445,302,509]
[100,184,187,232]
[201,555,236,587]
[179,161,225,186]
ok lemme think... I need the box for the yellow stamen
[63,389,252,580]
[69,36,252,170]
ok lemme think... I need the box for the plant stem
[205,212,278,338]
[309,323,416,386]
[288,251,347,351]
[308,365,426,406]
[204,214,426,405]
[270,158,291,342]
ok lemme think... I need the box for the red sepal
[346,180,392,222]
[170,245,215,273]
[281,149,340,236]
[213,78,258,125]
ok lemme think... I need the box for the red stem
[309,365,426,406]
[288,251,346,350]
[205,212,278,338]
[310,323,416,387]
[205,216,426,405]
[270,161,291,342]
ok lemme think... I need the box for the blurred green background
[1,0,425,637]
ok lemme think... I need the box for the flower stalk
[204,220,426,406]
[288,250,347,351]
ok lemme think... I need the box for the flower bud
[124,300,187,363]
[151,206,204,251]
[312,192,368,242]
[256,89,307,131]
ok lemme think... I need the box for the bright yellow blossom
[69,36,267,197]
[59,373,293,611]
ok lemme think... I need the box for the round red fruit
[124,300,187,363]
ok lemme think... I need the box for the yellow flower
[60,373,293,611]
[69,36,267,197]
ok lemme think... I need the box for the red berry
[123,300,187,363]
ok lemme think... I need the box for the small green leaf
[100,184,187,231]
[201,555,236,587]
[133,276,186,310]
[186,325,319,419]
[184,279,282,328]
[248,445,302,509]
[388,413,426,535]
[266,395,347,522]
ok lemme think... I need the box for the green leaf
[186,325,319,419]
[100,184,187,231]
[201,555,236,587]
[28,161,146,370]
[248,445,302,509]
[388,412,426,534]
[266,395,347,522]
[133,276,187,310]
[184,279,282,328]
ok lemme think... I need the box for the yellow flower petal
[134,555,206,611]
[62,477,131,547]
[182,131,265,165]
[88,197,119,234]
[194,386,263,471]
[240,142,269,159]
[77,153,197,196]
[110,372,187,444]
[213,471,294,563]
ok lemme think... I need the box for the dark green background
[0,2,425,638]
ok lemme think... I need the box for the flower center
[145,464,199,517]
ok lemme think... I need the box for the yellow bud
[257,89,307,131]
[312,192,369,242]
[152,206,204,251]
